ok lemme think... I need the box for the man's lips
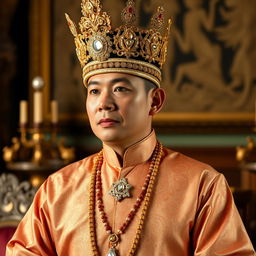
[98,118,120,127]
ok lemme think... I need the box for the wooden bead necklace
[88,142,163,256]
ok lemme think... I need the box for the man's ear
[149,88,166,116]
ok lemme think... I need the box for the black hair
[144,79,157,94]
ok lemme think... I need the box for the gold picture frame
[29,0,255,132]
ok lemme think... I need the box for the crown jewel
[66,0,172,87]
[121,0,137,25]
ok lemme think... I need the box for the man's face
[86,73,154,148]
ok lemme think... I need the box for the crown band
[83,58,161,87]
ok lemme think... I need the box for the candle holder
[2,77,75,187]
[236,128,256,191]
[236,137,255,163]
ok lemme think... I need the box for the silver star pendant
[109,178,133,201]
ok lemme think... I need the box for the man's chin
[95,133,122,144]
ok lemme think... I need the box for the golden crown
[65,0,172,87]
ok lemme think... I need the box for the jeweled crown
[65,0,172,87]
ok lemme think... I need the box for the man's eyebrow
[87,80,100,87]
[87,77,133,87]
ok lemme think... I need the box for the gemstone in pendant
[93,40,103,51]
[117,183,125,192]
[107,248,118,256]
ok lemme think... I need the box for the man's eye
[89,89,99,95]
[114,87,130,92]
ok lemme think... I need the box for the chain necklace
[88,142,163,256]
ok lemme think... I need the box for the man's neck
[104,143,134,166]
[103,131,153,167]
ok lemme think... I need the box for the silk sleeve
[6,179,56,256]
[192,173,255,255]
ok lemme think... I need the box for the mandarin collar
[102,130,157,169]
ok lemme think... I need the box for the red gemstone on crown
[128,7,133,13]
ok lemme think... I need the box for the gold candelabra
[236,137,255,163]
[236,127,256,191]
[2,77,75,187]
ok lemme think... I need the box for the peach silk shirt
[6,131,255,255]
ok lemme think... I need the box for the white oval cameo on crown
[87,33,112,61]
[93,40,103,51]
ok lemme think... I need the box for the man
[7,0,255,255]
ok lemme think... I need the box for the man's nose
[98,92,116,111]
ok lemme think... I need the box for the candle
[51,100,58,124]
[19,100,28,125]
[33,91,43,124]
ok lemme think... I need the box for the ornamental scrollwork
[0,173,36,222]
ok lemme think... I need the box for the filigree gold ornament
[75,35,89,67]
[141,31,163,63]
[114,26,140,58]
[151,6,165,30]
[159,19,172,68]
[79,0,111,36]
[121,0,137,25]
[65,13,78,37]
[66,13,89,66]
[87,32,112,61]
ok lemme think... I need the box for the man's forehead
[87,72,143,86]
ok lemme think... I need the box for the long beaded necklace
[88,142,163,256]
